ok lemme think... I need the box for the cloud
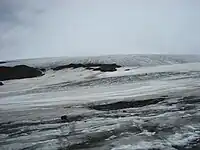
[0,0,68,60]
[0,0,200,60]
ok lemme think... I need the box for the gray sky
[0,0,200,60]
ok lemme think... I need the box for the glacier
[1,54,200,150]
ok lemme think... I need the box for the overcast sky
[0,0,200,60]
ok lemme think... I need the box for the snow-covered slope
[1,54,200,68]
[1,55,200,150]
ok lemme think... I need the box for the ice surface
[2,54,200,68]
[1,55,200,150]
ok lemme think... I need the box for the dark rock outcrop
[0,81,3,86]
[52,63,121,72]
[61,115,68,121]
[0,61,7,64]
[88,97,167,111]
[40,68,46,72]
[125,69,130,71]
[93,65,117,72]
[53,63,84,71]
[61,115,85,122]
[0,65,43,81]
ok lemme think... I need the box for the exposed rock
[122,110,127,113]
[92,64,121,72]
[88,97,167,111]
[125,69,130,71]
[0,81,3,86]
[0,61,7,64]
[61,115,85,122]
[93,66,117,72]
[85,67,94,70]
[40,68,46,72]
[52,63,121,72]
[0,65,43,81]
[53,63,85,71]
[61,115,68,121]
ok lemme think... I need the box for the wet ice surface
[1,62,200,150]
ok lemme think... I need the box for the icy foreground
[1,55,200,150]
